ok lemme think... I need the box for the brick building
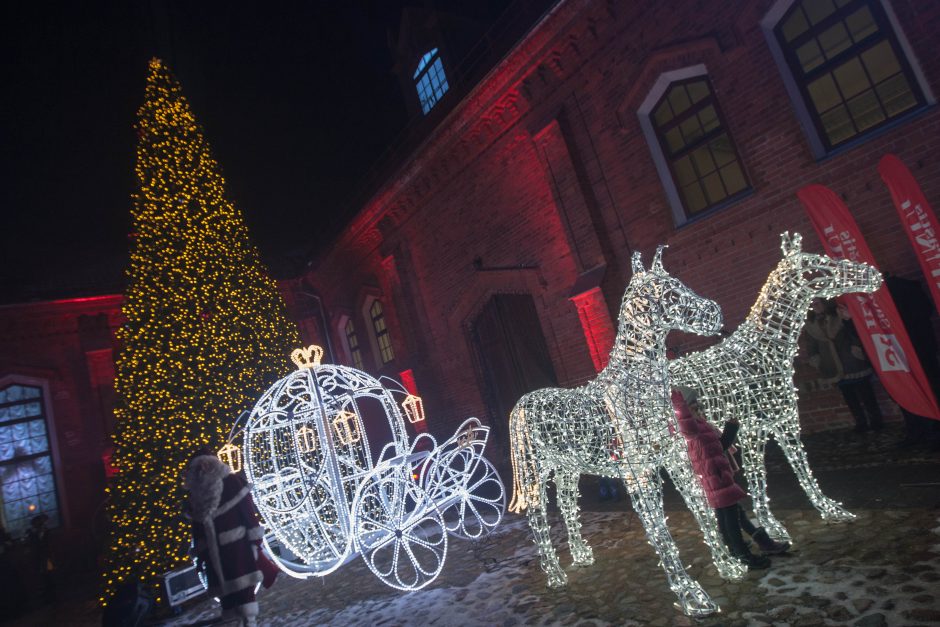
[3,0,939,565]
[291,0,940,463]
[0,295,122,563]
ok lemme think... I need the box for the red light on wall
[570,287,615,373]
[398,369,428,433]
[399,369,418,396]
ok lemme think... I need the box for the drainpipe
[299,290,336,365]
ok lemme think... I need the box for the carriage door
[471,294,558,442]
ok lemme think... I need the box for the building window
[771,0,927,152]
[344,319,364,370]
[0,384,61,536]
[370,300,395,364]
[649,77,749,218]
[414,48,449,115]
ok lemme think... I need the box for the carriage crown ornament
[241,345,506,591]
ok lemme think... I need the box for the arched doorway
[471,294,558,446]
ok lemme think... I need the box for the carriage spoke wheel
[353,467,447,591]
[431,447,506,540]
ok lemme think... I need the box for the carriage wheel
[352,465,447,591]
[431,447,506,540]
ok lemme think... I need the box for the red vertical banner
[798,183,940,420]
[878,154,940,315]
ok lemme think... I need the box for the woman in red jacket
[672,390,786,569]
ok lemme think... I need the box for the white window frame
[760,0,935,159]
[336,314,363,370]
[0,375,67,533]
[638,64,720,227]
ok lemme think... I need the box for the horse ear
[632,251,644,275]
[652,245,667,273]
[781,231,803,256]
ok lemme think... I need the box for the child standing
[672,389,787,569]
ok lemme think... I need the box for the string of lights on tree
[670,232,882,540]
[508,247,742,618]
[100,58,299,605]
[236,346,505,591]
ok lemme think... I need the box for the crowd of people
[0,513,57,621]
[803,275,940,448]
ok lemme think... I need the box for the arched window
[0,382,61,536]
[640,69,750,223]
[344,318,364,370]
[369,300,395,364]
[414,48,449,115]
[765,0,930,154]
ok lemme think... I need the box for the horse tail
[508,401,538,514]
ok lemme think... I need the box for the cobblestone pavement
[10,425,940,626]
[150,506,940,627]
[154,426,940,627]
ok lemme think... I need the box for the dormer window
[415,48,449,115]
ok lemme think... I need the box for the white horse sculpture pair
[509,233,882,616]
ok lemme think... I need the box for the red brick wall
[0,295,123,565]
[298,0,940,444]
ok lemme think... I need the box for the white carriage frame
[241,347,506,591]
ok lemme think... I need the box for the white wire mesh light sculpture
[508,246,741,618]
[670,232,882,541]
[242,345,506,591]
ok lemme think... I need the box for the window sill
[814,103,936,164]
[675,187,756,231]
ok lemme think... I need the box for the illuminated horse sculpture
[670,232,882,542]
[509,247,740,618]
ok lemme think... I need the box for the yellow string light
[100,58,299,605]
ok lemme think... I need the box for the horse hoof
[546,572,568,589]
[760,523,792,543]
[675,590,719,617]
[716,557,747,581]
[821,508,856,522]
[572,547,595,567]
[679,599,719,618]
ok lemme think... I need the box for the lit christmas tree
[101,58,299,604]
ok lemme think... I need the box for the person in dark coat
[183,451,265,626]
[0,523,27,618]
[673,390,783,568]
[25,513,55,605]
[885,274,940,449]
[805,299,883,433]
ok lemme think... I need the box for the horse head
[627,246,723,337]
[779,232,883,300]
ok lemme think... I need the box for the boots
[752,527,791,555]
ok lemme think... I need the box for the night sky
[1,1,511,303]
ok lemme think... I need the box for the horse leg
[526,471,567,588]
[556,470,594,566]
[626,471,718,617]
[662,450,746,581]
[738,424,791,542]
[774,408,855,523]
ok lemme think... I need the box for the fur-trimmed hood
[184,454,232,521]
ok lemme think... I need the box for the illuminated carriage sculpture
[237,345,505,591]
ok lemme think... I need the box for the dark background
[0,1,514,303]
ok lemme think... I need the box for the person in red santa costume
[183,449,271,627]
